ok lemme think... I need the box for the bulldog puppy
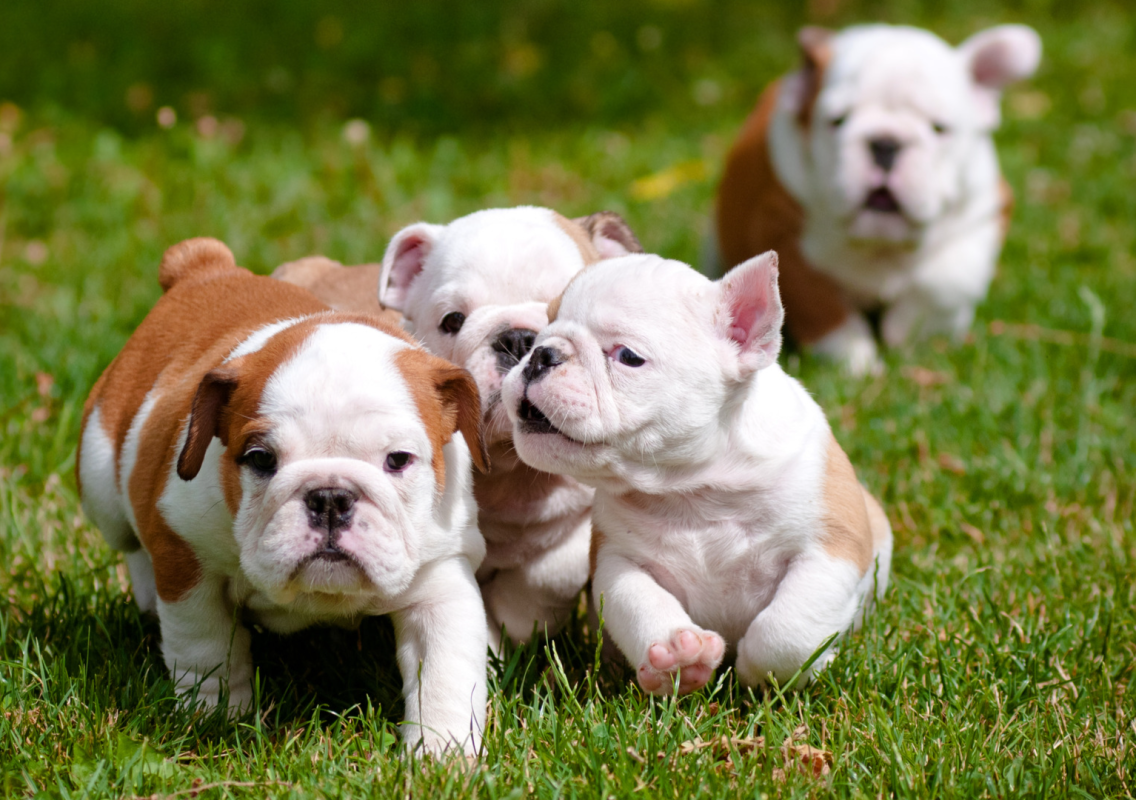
[502,252,892,693]
[77,238,489,754]
[377,206,642,648]
[714,24,1041,374]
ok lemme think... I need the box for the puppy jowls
[715,24,1041,374]
[78,238,489,754]
[503,252,892,693]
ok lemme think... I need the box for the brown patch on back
[820,434,873,575]
[273,256,403,326]
[589,524,607,577]
[394,348,488,491]
[553,213,603,265]
[716,80,853,345]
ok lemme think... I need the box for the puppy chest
[640,528,792,641]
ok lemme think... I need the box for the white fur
[502,254,892,692]
[767,23,1039,373]
[379,206,635,646]
[79,321,487,755]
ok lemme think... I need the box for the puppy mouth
[863,187,902,214]
[290,544,367,582]
[517,397,562,435]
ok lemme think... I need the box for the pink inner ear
[392,238,428,285]
[727,270,772,346]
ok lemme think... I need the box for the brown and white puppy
[77,238,489,755]
[377,206,641,649]
[714,24,1040,374]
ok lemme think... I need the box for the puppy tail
[158,237,240,293]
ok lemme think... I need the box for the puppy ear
[379,222,444,311]
[715,251,784,375]
[177,367,239,480]
[434,365,490,474]
[159,237,240,293]
[572,211,643,258]
[959,25,1042,129]
[783,26,835,127]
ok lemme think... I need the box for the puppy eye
[240,447,278,476]
[830,114,848,129]
[932,122,949,135]
[611,345,646,368]
[439,312,466,335]
[385,451,414,472]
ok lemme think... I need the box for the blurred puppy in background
[713,23,1041,374]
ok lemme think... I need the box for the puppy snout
[868,137,901,171]
[492,327,538,373]
[522,345,565,383]
[305,487,357,536]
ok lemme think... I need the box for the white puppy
[715,24,1041,374]
[377,206,642,648]
[502,252,892,693]
[78,238,489,754]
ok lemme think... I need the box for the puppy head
[177,318,485,611]
[501,252,782,487]
[782,24,1040,242]
[378,206,641,445]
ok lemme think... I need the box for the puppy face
[177,320,484,612]
[378,207,641,447]
[501,253,783,487]
[783,24,1040,242]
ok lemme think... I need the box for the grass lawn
[1,0,1134,797]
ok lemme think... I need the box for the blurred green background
[2,1,1134,796]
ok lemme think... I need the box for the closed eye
[610,345,646,367]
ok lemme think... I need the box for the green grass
[1,0,1134,797]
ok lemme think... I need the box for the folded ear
[959,25,1042,129]
[379,222,444,311]
[433,365,490,475]
[177,367,239,480]
[715,251,784,376]
[782,26,835,127]
[572,211,643,258]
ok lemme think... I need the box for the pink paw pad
[637,629,725,695]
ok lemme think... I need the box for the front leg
[881,289,976,348]
[392,557,488,757]
[593,551,724,696]
[156,574,253,714]
[735,554,865,689]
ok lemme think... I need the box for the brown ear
[794,26,835,127]
[434,366,490,474]
[572,211,643,258]
[177,367,239,480]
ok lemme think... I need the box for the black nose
[869,137,901,171]
[522,345,565,383]
[492,328,538,373]
[305,488,356,534]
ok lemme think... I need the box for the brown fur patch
[272,256,403,326]
[553,213,603,265]
[820,434,873,575]
[589,524,607,577]
[716,80,853,345]
[998,178,1015,239]
[795,27,835,128]
[394,348,488,491]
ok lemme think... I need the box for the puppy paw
[637,628,725,695]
